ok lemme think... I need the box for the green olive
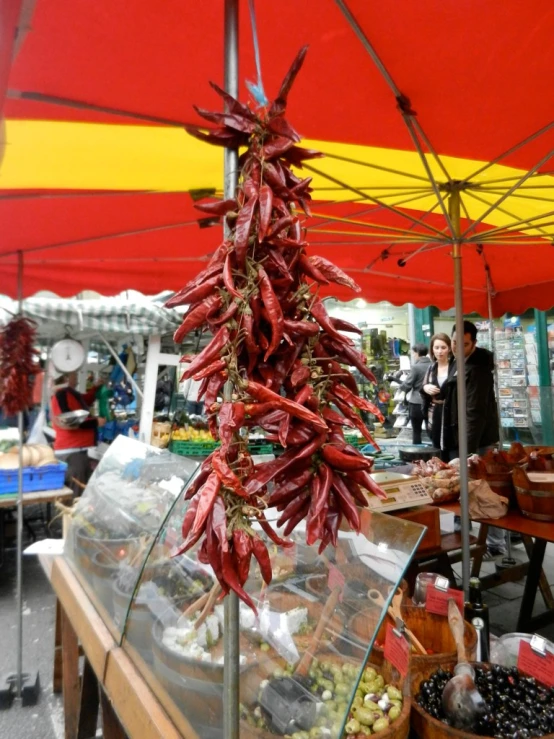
[319,678,334,693]
[352,706,375,727]
[326,700,337,712]
[373,717,390,733]
[374,675,384,690]
[364,680,381,694]
[359,727,372,736]
[260,642,270,652]
[388,705,401,721]
[363,699,379,710]
[335,682,350,696]
[309,728,323,739]
[352,695,363,708]
[363,666,377,682]
[316,715,328,727]
[386,685,402,701]
[344,718,361,735]
[320,661,332,673]
[273,667,284,679]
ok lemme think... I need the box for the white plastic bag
[27,408,48,445]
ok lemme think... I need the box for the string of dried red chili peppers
[169,47,386,610]
[0,316,39,416]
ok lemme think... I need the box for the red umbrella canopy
[2,0,554,313]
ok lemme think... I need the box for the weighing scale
[364,472,432,513]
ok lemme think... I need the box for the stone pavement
[0,513,553,738]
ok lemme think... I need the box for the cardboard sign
[327,564,345,602]
[384,622,410,677]
[425,584,464,616]
[517,639,554,687]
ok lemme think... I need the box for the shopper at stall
[451,320,504,558]
[50,371,105,494]
[421,333,457,461]
[400,343,432,445]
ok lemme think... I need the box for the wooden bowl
[411,661,554,739]
[513,465,554,521]
[349,605,476,674]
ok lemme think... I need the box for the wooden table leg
[471,523,488,578]
[61,606,81,739]
[522,535,554,611]
[77,659,99,739]
[517,537,548,632]
[53,599,63,694]
[100,690,128,739]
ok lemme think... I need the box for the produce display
[0,443,57,469]
[167,47,386,609]
[242,661,404,737]
[415,664,554,737]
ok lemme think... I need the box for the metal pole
[486,278,504,449]
[222,2,240,738]
[96,333,144,399]
[16,251,24,698]
[450,193,471,597]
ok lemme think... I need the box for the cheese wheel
[0,454,19,469]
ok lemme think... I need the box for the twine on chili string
[246,0,269,108]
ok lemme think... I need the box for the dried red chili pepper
[308,256,361,293]
[246,433,325,495]
[322,336,378,384]
[223,252,243,300]
[251,535,272,585]
[321,443,371,471]
[258,185,274,242]
[332,383,385,422]
[232,529,253,587]
[298,254,329,285]
[174,294,222,344]
[283,319,319,338]
[180,326,230,381]
[194,198,238,216]
[234,193,258,268]
[193,105,257,134]
[283,498,310,537]
[244,381,327,431]
[269,45,308,117]
[165,270,223,309]
[331,472,361,532]
[330,317,363,335]
[208,299,239,328]
[192,358,227,382]
[321,407,355,428]
[0,316,38,415]
[311,300,354,347]
[348,468,387,500]
[290,363,311,388]
[258,266,284,361]
[212,450,249,499]
[266,467,314,507]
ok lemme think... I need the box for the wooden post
[61,607,81,739]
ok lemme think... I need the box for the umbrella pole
[222,1,240,738]
[16,251,24,698]
[486,279,504,449]
[450,192,471,597]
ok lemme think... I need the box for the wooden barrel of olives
[513,466,554,521]
[468,457,516,507]
[348,606,476,674]
[411,661,554,739]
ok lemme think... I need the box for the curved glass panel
[122,458,425,739]
[64,435,198,640]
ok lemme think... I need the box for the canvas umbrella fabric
[2,1,554,597]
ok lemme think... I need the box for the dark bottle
[472,617,490,662]
[464,576,490,660]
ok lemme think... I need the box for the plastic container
[0,462,67,494]
[490,631,554,667]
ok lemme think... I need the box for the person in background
[50,371,105,495]
[400,343,432,445]
[421,333,457,462]
[451,320,504,558]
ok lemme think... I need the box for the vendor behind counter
[51,371,105,494]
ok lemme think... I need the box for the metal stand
[450,192,471,597]
[1,251,41,709]
[222,2,240,738]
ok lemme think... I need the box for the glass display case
[65,436,425,739]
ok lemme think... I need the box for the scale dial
[51,339,86,373]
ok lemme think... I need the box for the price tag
[384,622,410,677]
[425,584,464,616]
[517,639,554,687]
[327,564,345,602]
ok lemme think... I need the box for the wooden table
[0,487,73,567]
[38,554,195,739]
[441,504,554,631]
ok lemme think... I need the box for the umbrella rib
[462,190,553,240]
[351,268,488,293]
[0,219,204,259]
[320,152,431,183]
[463,120,554,182]
[476,188,554,206]
[474,172,554,187]
[333,0,454,197]
[306,212,443,238]
[7,89,195,128]
[303,163,446,237]
[311,228,443,242]
[464,203,554,240]
[461,144,554,238]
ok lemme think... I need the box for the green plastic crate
[169,440,220,456]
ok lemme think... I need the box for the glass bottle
[464,576,490,659]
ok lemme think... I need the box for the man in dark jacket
[400,343,432,444]
[450,321,499,454]
[451,321,504,557]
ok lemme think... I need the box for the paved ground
[0,508,553,738]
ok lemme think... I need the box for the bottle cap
[469,577,481,587]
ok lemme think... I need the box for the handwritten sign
[327,564,345,602]
[425,585,464,616]
[384,622,410,677]
[517,640,554,687]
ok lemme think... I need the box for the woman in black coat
[421,333,457,462]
